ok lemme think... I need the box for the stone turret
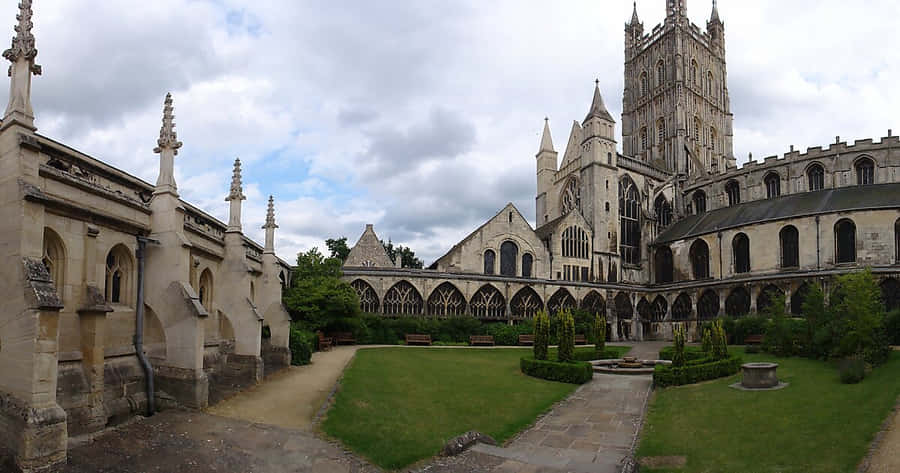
[2,0,41,131]
[262,195,277,254]
[535,118,557,225]
[624,1,643,60]
[225,158,246,233]
[707,0,725,54]
[153,93,182,196]
[581,81,616,168]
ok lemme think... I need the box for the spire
[539,117,555,153]
[262,195,277,253]
[225,158,246,232]
[152,93,181,195]
[584,80,614,123]
[710,0,721,22]
[3,0,41,129]
[630,1,640,25]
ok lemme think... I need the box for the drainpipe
[135,236,156,416]
[815,216,821,269]
[717,231,723,279]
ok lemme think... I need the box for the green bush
[838,358,866,384]
[653,355,743,387]
[727,316,767,345]
[712,320,729,360]
[658,345,707,362]
[557,309,575,363]
[884,310,900,345]
[485,323,519,346]
[594,313,606,359]
[701,328,713,356]
[534,310,550,360]
[520,356,593,384]
[672,325,687,367]
[744,344,761,354]
[289,325,315,366]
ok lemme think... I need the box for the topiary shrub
[520,357,593,384]
[533,310,550,360]
[672,325,687,367]
[658,345,707,362]
[653,355,743,387]
[594,312,607,359]
[838,358,866,384]
[557,309,575,363]
[712,319,729,360]
[289,325,315,366]
[701,327,713,356]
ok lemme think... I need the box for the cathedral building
[345,1,900,341]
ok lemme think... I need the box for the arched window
[692,190,707,214]
[657,118,665,144]
[807,163,825,191]
[500,241,518,277]
[199,269,214,311]
[672,293,692,321]
[690,239,710,279]
[780,225,799,268]
[706,71,714,95]
[510,287,543,318]
[655,246,674,283]
[709,127,716,151]
[856,157,875,185]
[691,60,698,86]
[351,279,379,313]
[640,127,648,150]
[693,117,701,141]
[548,289,576,315]
[725,286,751,317]
[383,281,423,315]
[765,172,781,199]
[725,180,740,206]
[561,177,580,214]
[562,226,589,259]
[835,219,856,264]
[426,282,467,317]
[581,290,606,316]
[619,179,641,265]
[470,284,505,318]
[42,228,66,293]
[656,61,665,87]
[522,253,533,278]
[105,245,133,305]
[757,284,782,314]
[791,282,811,316]
[655,196,672,228]
[614,293,633,320]
[732,233,750,274]
[637,298,652,321]
[483,249,495,275]
[640,71,648,96]
[698,290,719,320]
[651,296,668,321]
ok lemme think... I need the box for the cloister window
[561,178,580,214]
[351,279,380,313]
[725,286,751,317]
[656,61,665,87]
[657,119,665,144]
[655,246,674,283]
[619,179,641,265]
[780,225,800,268]
[483,249,495,275]
[856,157,875,185]
[500,241,518,277]
[522,253,533,278]
[672,293,692,320]
[562,226,590,259]
[383,281,423,315]
[765,172,781,199]
[654,196,672,228]
[42,228,66,293]
[725,180,740,206]
[807,163,825,191]
[470,284,505,318]
[698,290,719,320]
[733,233,750,274]
[692,190,707,214]
[640,127,648,150]
[690,239,710,279]
[426,282,467,317]
[640,72,648,96]
[835,219,856,264]
[105,245,133,305]
[693,117,701,141]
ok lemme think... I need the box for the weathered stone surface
[441,430,497,456]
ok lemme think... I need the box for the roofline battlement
[732,132,897,173]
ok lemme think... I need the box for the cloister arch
[548,288,576,314]
[470,284,506,319]
[672,293,692,321]
[351,279,380,313]
[614,293,633,319]
[651,296,668,322]
[725,286,751,317]
[510,287,543,318]
[42,227,66,294]
[757,284,783,315]
[637,298,652,321]
[791,282,811,316]
[698,290,720,320]
[581,290,606,316]
[426,282,467,317]
[382,281,423,316]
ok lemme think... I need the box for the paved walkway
[863,402,900,472]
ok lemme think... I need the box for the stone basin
[741,362,779,388]
[591,358,670,375]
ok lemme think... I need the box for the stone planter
[741,362,779,389]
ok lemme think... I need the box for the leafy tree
[831,269,890,365]
[380,239,424,269]
[763,293,796,357]
[284,248,360,331]
[293,247,342,280]
[325,237,351,262]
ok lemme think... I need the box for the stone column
[75,287,112,435]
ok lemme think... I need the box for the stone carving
[3,0,40,73]
[153,93,182,155]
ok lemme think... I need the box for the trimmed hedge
[520,356,593,384]
[572,348,624,362]
[658,345,707,362]
[653,355,743,387]
[289,325,315,366]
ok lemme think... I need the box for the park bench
[518,334,534,346]
[469,335,495,346]
[317,332,333,351]
[744,334,764,345]
[405,333,432,346]
[575,334,588,345]
[331,332,356,345]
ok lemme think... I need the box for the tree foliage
[533,310,550,361]
[672,325,687,367]
[283,248,360,331]
[381,239,424,269]
[557,309,575,363]
[594,312,606,359]
[325,237,351,262]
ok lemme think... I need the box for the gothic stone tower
[622,0,734,175]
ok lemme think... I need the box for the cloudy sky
[7,0,898,264]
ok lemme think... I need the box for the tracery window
[470,284,505,318]
[510,287,543,318]
[692,190,707,214]
[351,279,380,313]
[698,290,719,320]
[725,180,740,206]
[655,196,672,228]
[657,119,665,144]
[656,61,665,87]
[725,286,751,317]
[690,239,710,279]
[619,179,641,265]
[732,233,750,274]
[655,246,674,283]
[562,226,589,259]
[483,249,495,275]
[548,288,576,315]
[693,117,701,141]
[561,178,581,214]
[105,245,133,305]
[765,172,781,199]
[522,253,533,278]
[780,225,799,268]
[672,293,692,321]
[581,290,606,316]
[651,296,668,321]
[835,219,856,264]
[42,228,65,293]
[706,71,714,96]
[614,293,633,320]
[856,157,875,185]
[709,127,716,151]
[691,60,698,86]
[637,298,652,321]
[382,281,423,315]
[426,282,467,317]
[500,241,518,277]
[640,127,648,150]
[807,163,825,191]
[640,72,648,96]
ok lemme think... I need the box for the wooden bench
[331,332,356,345]
[574,334,588,345]
[469,335,495,346]
[405,334,432,346]
[519,334,534,346]
[317,332,333,351]
[744,334,764,345]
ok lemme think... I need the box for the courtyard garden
[321,345,629,469]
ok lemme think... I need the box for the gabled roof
[535,208,590,240]
[430,203,534,267]
[559,120,583,170]
[344,224,394,268]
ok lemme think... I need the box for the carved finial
[154,93,182,155]
[226,158,246,202]
[3,0,40,73]
[263,195,278,229]
[630,1,641,25]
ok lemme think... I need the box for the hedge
[658,345,707,362]
[520,356,593,384]
[289,325,315,366]
[653,355,743,387]
[572,348,624,362]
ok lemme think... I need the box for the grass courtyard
[321,345,629,469]
[637,348,900,472]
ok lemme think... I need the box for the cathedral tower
[622,0,734,175]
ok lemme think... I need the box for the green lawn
[637,348,900,472]
[322,345,629,469]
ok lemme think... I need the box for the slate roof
[655,182,900,244]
